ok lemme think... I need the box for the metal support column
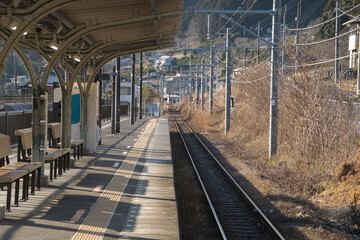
[357,30,360,96]
[130,54,135,125]
[257,22,260,64]
[116,57,121,133]
[269,0,281,157]
[295,0,301,73]
[334,0,340,83]
[111,66,116,134]
[201,59,205,110]
[225,28,231,134]
[195,68,199,110]
[139,53,143,119]
[98,69,102,145]
[209,48,214,113]
[282,4,287,74]
[189,51,192,107]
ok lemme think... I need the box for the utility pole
[201,59,205,110]
[195,66,199,110]
[295,0,301,73]
[116,57,120,133]
[209,48,214,113]
[111,66,116,134]
[357,30,360,96]
[139,52,143,119]
[269,0,281,157]
[189,47,192,108]
[282,4,287,74]
[334,0,340,83]
[257,22,260,64]
[244,29,247,68]
[130,54,135,124]
[225,28,231,134]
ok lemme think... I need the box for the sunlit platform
[0,117,179,240]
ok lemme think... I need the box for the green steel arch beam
[0,0,77,78]
[41,10,181,89]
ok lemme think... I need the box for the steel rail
[173,115,228,240]
[175,114,286,240]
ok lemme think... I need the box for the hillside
[180,0,332,42]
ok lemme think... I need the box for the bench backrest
[15,128,32,151]
[48,122,61,139]
[0,134,12,159]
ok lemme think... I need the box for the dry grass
[176,62,360,200]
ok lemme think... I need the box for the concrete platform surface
[0,117,179,240]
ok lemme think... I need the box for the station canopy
[0,0,183,66]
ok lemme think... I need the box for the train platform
[0,117,179,240]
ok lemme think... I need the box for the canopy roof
[0,0,183,64]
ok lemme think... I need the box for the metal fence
[0,93,53,104]
[0,110,54,145]
[0,104,114,145]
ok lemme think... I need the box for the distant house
[343,19,360,69]
[154,56,176,71]
[148,55,162,63]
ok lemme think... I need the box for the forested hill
[180,0,349,42]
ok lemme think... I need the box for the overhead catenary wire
[233,59,270,72]
[291,27,360,46]
[232,49,269,62]
[295,53,352,67]
[229,0,258,35]
[287,3,360,31]
[250,0,299,29]
[338,8,360,20]
[233,74,271,84]
[207,0,250,40]
[286,0,327,28]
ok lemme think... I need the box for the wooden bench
[1,162,42,201]
[48,122,84,159]
[15,128,70,181]
[0,133,12,166]
[0,169,28,211]
[0,134,42,212]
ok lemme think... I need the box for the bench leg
[37,168,41,190]
[31,171,35,194]
[6,156,9,165]
[50,162,53,181]
[54,159,58,179]
[6,183,11,211]
[73,147,76,160]
[14,180,19,206]
[21,176,27,201]
[62,155,65,174]
[67,153,70,170]
[77,146,80,159]
[81,143,83,157]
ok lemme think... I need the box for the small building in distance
[343,18,360,69]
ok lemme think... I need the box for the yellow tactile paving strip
[71,119,157,240]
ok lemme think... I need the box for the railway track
[172,114,285,240]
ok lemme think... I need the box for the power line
[232,49,269,62]
[287,3,360,31]
[295,53,352,67]
[207,0,251,40]
[233,74,271,84]
[291,27,360,46]
[233,59,270,71]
